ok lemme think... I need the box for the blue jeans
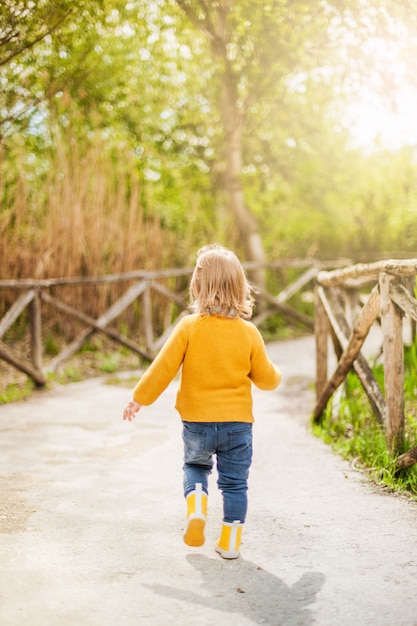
[182,421,253,524]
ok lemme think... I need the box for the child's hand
[123,400,142,421]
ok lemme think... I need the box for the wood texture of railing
[4,256,416,467]
[314,259,417,466]
[1,259,339,388]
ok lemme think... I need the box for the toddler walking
[122,244,282,559]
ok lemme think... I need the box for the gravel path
[1,335,417,626]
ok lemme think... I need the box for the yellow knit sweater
[133,313,282,423]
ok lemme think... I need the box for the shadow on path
[144,553,325,625]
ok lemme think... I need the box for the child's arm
[249,326,282,390]
[123,399,142,422]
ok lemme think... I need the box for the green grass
[0,380,36,404]
[313,343,417,498]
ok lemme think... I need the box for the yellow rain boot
[183,483,208,547]
[215,520,243,559]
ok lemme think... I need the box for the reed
[0,129,180,327]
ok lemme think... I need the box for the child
[122,244,282,559]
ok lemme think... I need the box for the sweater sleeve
[249,326,282,390]
[132,318,189,406]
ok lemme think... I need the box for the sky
[346,85,417,151]
[341,17,417,152]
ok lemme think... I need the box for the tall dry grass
[0,129,184,339]
[1,131,176,279]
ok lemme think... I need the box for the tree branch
[175,0,217,43]
[0,9,73,68]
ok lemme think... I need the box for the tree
[2,0,417,282]
[0,0,109,135]
[174,0,417,272]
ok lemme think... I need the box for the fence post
[407,277,416,343]
[30,287,43,375]
[143,281,153,352]
[314,284,328,401]
[379,272,404,454]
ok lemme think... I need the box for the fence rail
[314,258,417,468]
[0,258,344,389]
[3,256,417,467]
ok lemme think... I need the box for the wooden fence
[0,258,341,389]
[3,256,417,467]
[314,258,417,468]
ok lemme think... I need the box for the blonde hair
[189,244,255,319]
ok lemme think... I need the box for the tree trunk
[176,0,266,287]
[220,70,265,289]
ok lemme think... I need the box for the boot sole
[184,518,205,547]
[215,544,240,559]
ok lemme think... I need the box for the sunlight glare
[345,85,417,151]
[342,24,417,152]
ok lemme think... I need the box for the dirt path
[1,335,417,626]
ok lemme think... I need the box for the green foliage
[0,0,108,134]
[0,380,36,404]
[44,335,60,357]
[258,312,308,342]
[99,352,123,374]
[55,366,84,384]
[1,0,417,276]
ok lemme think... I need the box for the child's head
[189,244,255,319]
